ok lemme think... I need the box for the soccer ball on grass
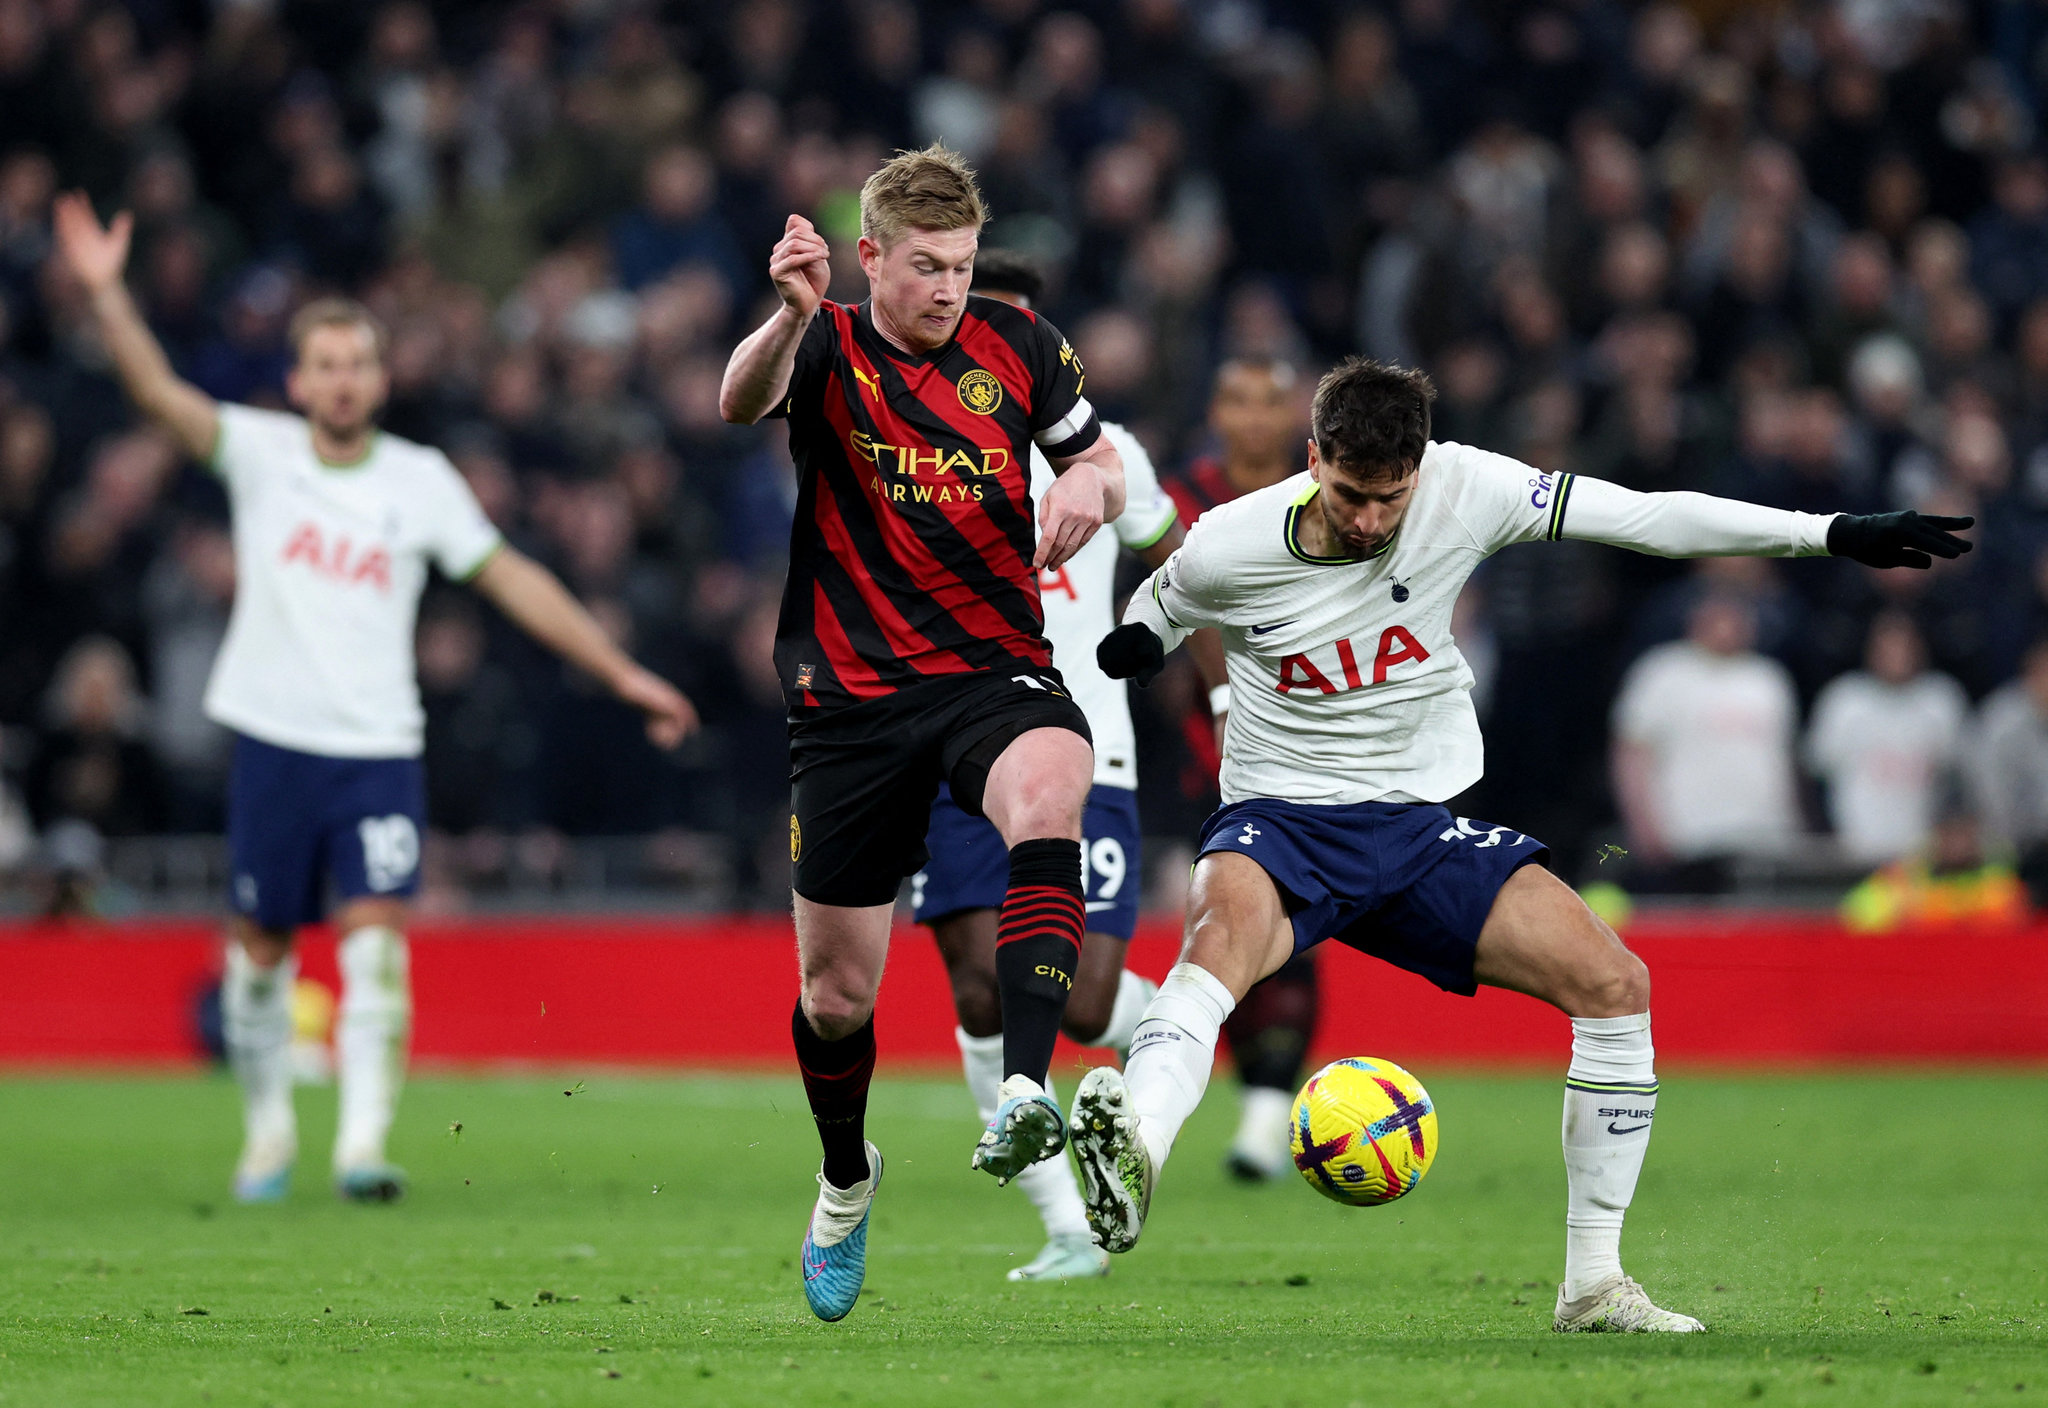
[1290,1056,1438,1206]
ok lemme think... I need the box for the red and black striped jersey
[767,296,1101,711]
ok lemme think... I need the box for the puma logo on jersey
[280,521,392,592]
[1275,627,1430,694]
[851,366,882,400]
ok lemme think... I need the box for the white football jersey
[203,404,503,758]
[1127,440,1835,807]
[1031,422,1177,789]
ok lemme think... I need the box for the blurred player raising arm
[53,191,694,1208]
[1079,358,1970,1334]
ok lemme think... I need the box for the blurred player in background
[718,148,1125,1321]
[53,194,696,1205]
[909,251,1223,1282]
[1167,358,1322,1182]
[1081,358,1972,1331]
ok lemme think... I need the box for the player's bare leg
[1469,865,1702,1332]
[223,918,298,1203]
[1071,851,1292,1250]
[971,726,1092,1181]
[935,909,1144,1279]
[792,897,892,1321]
[331,896,411,1202]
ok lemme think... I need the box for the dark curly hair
[1310,357,1437,479]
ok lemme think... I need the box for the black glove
[1826,511,1974,569]
[1098,623,1166,686]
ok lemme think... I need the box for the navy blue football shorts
[1196,798,1551,997]
[913,782,1142,941]
[226,733,426,932]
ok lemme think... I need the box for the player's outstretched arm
[1132,520,1229,728]
[51,192,217,461]
[1101,534,1228,685]
[1556,474,1974,565]
[469,548,699,749]
[719,214,829,425]
[1038,431,1126,570]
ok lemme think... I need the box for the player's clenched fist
[769,213,830,319]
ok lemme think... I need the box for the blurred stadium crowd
[4,0,2048,914]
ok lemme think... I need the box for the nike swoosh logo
[1606,1122,1651,1135]
[1084,900,1117,913]
[1249,621,1296,635]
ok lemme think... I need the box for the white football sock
[1562,1012,1657,1301]
[957,1028,1090,1241]
[1080,968,1158,1056]
[335,926,411,1172]
[1125,962,1236,1171]
[1230,1085,1296,1175]
[222,942,296,1165]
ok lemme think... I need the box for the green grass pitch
[0,1066,2042,1406]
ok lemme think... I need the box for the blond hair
[288,297,387,362]
[859,144,986,248]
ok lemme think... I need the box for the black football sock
[995,837,1086,1085]
[792,1001,875,1189]
[1225,955,1319,1091]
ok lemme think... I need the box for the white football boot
[1067,1067,1154,1254]
[1553,1274,1706,1332]
[1007,1233,1111,1282]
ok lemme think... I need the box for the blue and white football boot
[232,1134,295,1204]
[801,1141,882,1322]
[1007,1233,1110,1282]
[971,1074,1066,1183]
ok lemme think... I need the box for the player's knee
[1001,786,1084,844]
[1575,948,1650,1017]
[1060,985,1114,1043]
[801,978,877,1040]
[950,973,1002,1038]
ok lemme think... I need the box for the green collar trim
[1285,483,1395,566]
[314,429,379,470]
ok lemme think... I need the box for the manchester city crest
[957,368,1003,415]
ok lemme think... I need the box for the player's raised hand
[1036,461,1107,570]
[615,664,700,750]
[1826,511,1975,569]
[51,192,132,293]
[769,213,830,319]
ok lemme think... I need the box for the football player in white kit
[1073,358,1973,1330]
[54,194,696,1203]
[909,253,1223,1281]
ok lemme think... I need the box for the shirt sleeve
[1556,474,1836,558]
[207,403,291,493]
[761,308,836,421]
[1022,312,1101,459]
[1106,422,1178,551]
[1122,523,1230,650]
[422,452,504,580]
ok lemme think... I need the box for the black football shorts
[787,668,1092,907]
